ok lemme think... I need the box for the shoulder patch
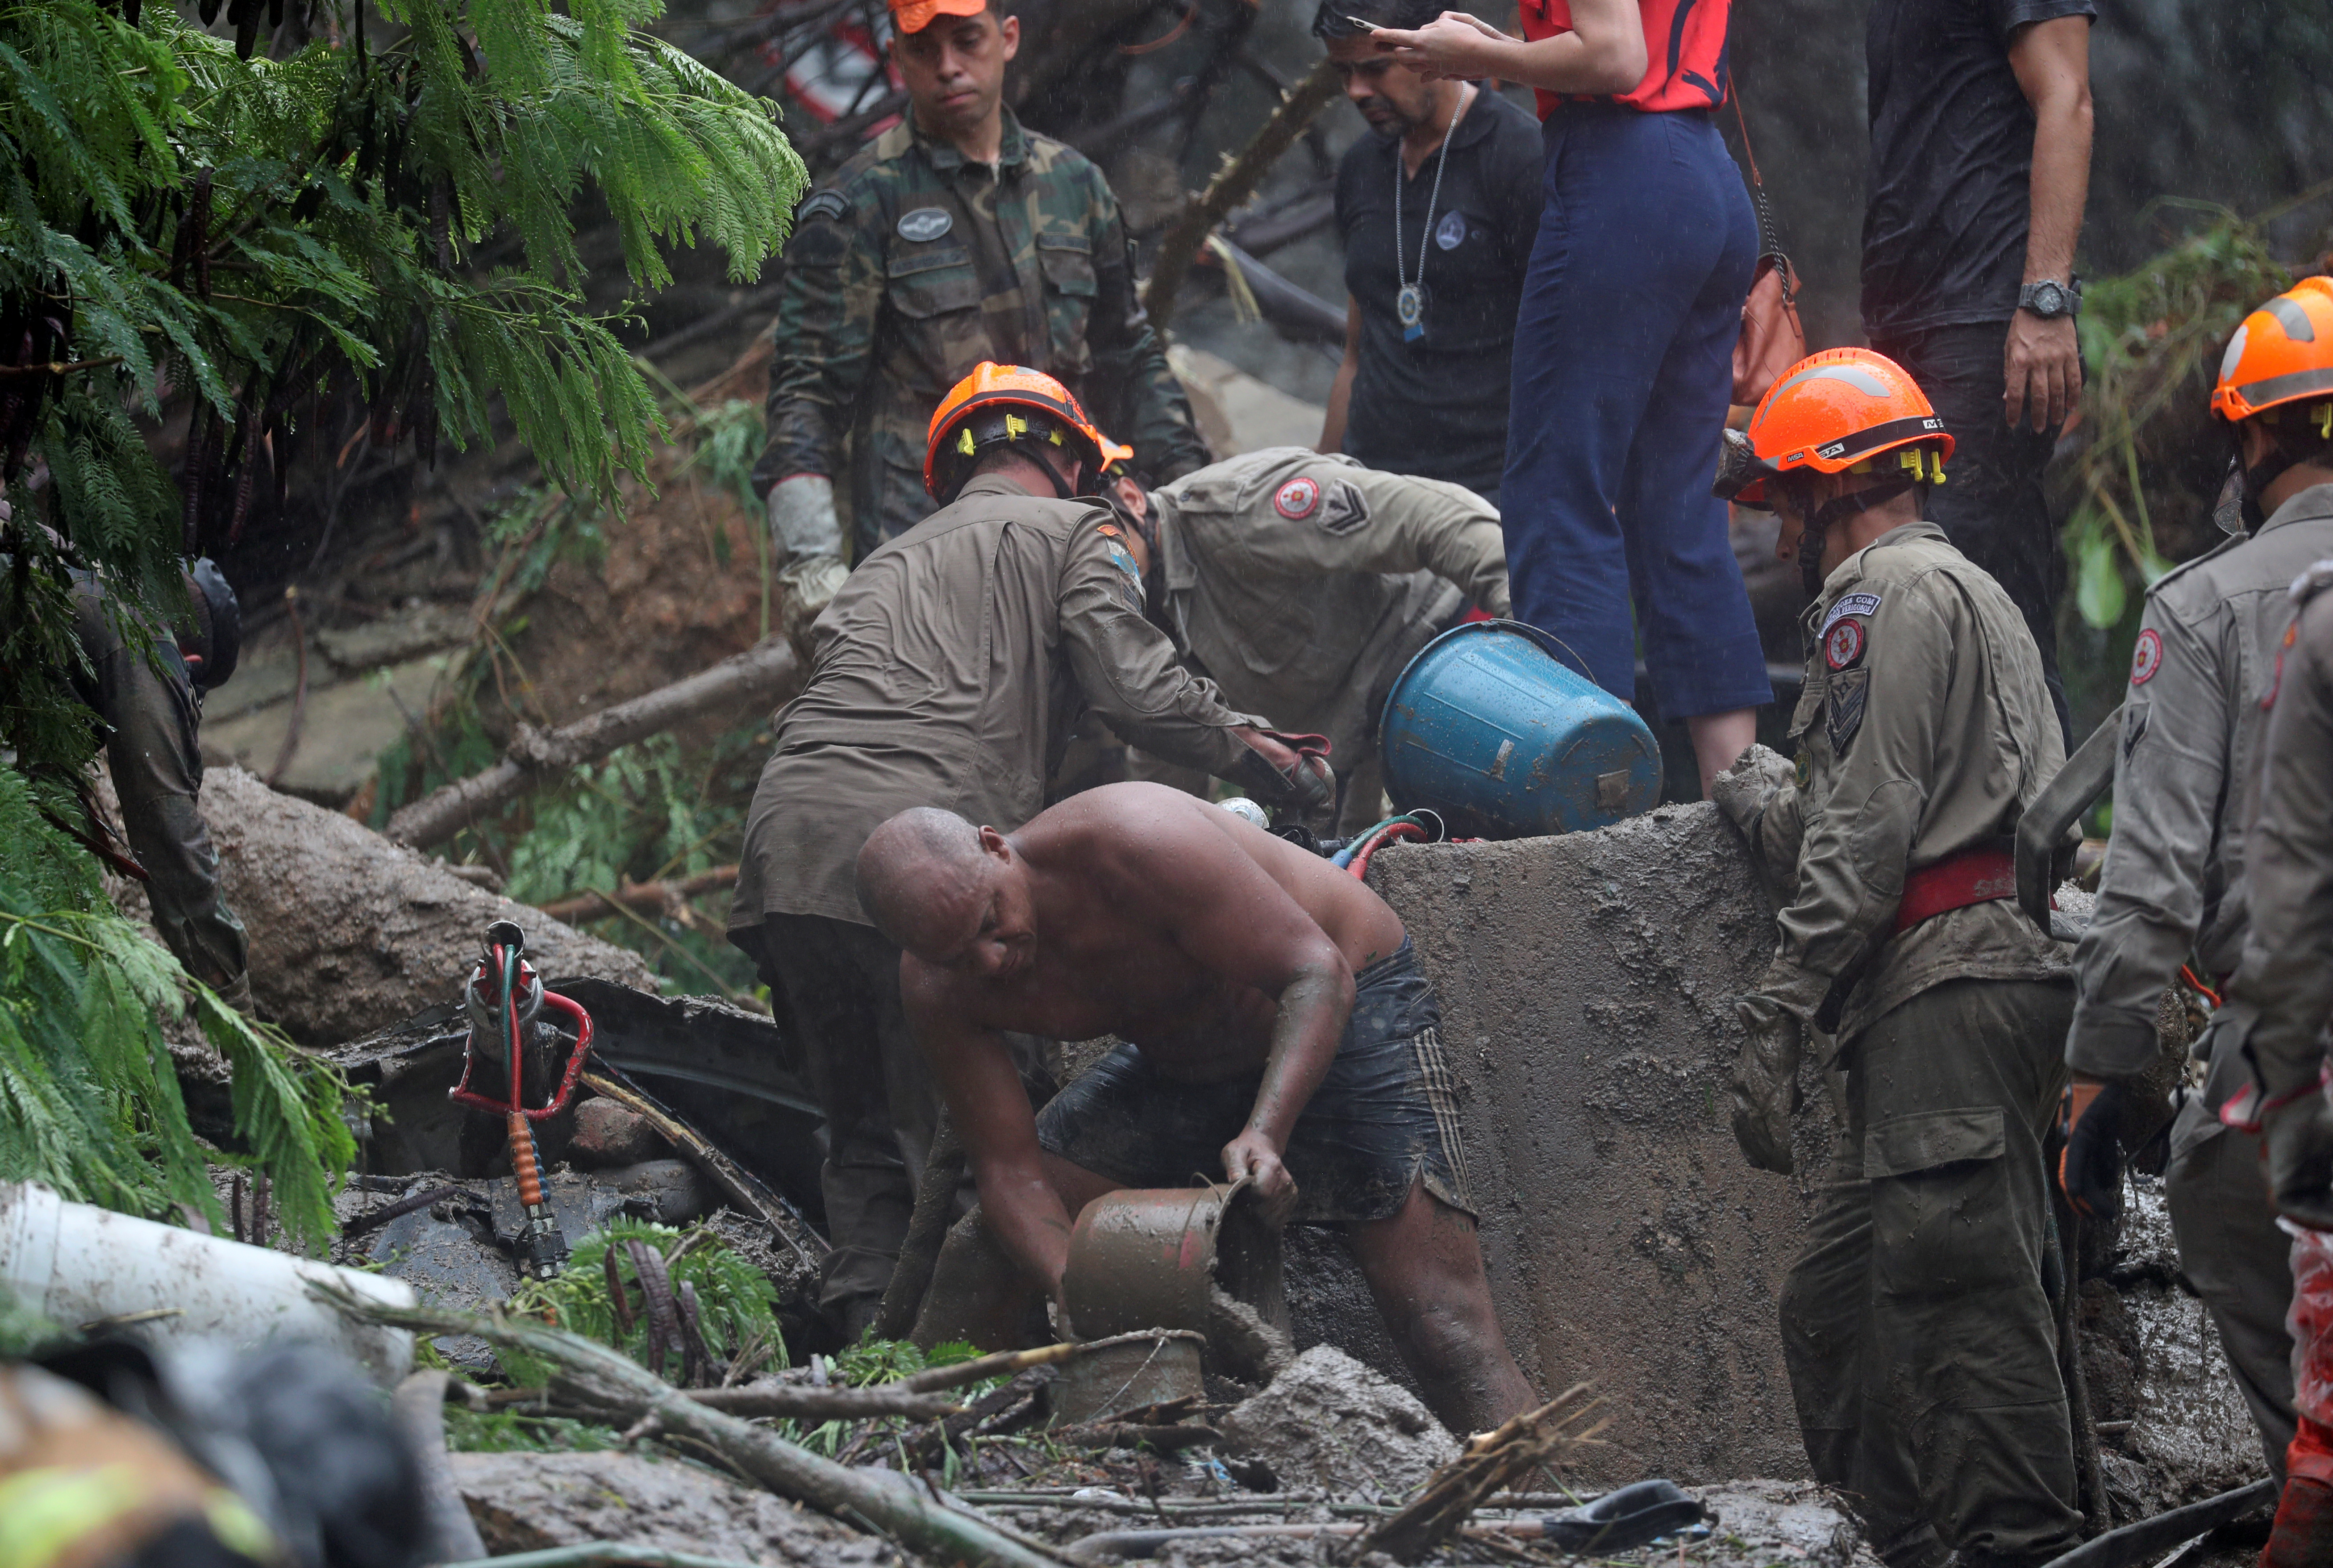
[1822,617,1866,672]
[2293,559,2333,604]
[1827,669,1870,755]
[798,190,848,224]
[2130,626,2164,686]
[1316,479,1370,536]
[1273,476,1320,520]
[897,207,953,242]
[1819,592,1882,635]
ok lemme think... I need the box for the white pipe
[0,1182,418,1384]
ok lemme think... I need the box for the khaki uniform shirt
[1734,522,2068,1044]
[2067,483,2333,1080]
[2225,558,2333,1099]
[729,474,1264,929]
[754,110,1208,558]
[1149,448,1508,806]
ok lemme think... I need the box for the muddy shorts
[1035,940,1475,1224]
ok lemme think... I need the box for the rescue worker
[2059,278,2333,1485]
[753,0,1209,624]
[1710,348,2079,1568]
[1098,448,1509,833]
[2239,559,2333,1568]
[727,364,1330,1340]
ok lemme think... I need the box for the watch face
[2029,281,2066,316]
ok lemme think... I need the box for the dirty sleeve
[2230,595,2333,1097]
[1244,464,1510,617]
[1079,180,1209,485]
[1763,583,1953,1023]
[2066,601,2227,1080]
[755,188,881,498]
[1058,522,1261,776]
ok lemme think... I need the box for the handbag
[1730,94,1805,408]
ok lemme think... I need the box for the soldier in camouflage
[753,0,1208,623]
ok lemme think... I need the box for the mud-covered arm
[1240,463,1510,617]
[1711,742,1805,900]
[1760,588,1951,1022]
[1083,183,1209,484]
[753,192,882,497]
[904,964,1075,1302]
[1060,522,1264,777]
[2067,605,2225,1079]
[2233,612,2333,1097]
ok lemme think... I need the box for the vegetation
[508,1216,783,1384]
[0,0,803,1218]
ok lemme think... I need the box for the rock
[1693,1480,1875,1568]
[571,1096,667,1167]
[1216,1346,1459,1501]
[179,765,655,1044]
[448,1450,892,1564]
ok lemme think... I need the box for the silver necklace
[1392,85,1470,344]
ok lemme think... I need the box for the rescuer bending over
[854,783,1536,1435]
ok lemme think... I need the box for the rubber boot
[2264,1476,2333,1568]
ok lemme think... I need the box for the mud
[449,1449,897,1564]
[188,765,655,1043]
[1360,804,1809,1485]
[1215,1345,1460,1501]
[1696,1480,1879,1568]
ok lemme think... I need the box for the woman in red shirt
[1372,3,1767,795]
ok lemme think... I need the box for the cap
[889,0,989,33]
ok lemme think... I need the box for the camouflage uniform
[1140,448,1508,834]
[67,575,249,992]
[1715,522,2079,1568]
[755,109,1208,559]
[2066,481,2333,1478]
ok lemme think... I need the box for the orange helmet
[2212,277,2333,425]
[1718,348,1954,509]
[924,362,1134,503]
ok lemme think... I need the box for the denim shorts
[1035,940,1475,1224]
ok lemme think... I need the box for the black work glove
[2060,1078,2127,1221]
[1223,730,1335,815]
[2264,1091,2333,1233]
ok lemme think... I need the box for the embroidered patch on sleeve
[1822,617,1866,672]
[1273,476,1320,519]
[1827,669,1870,755]
[1316,480,1370,536]
[2130,627,2164,686]
[798,190,848,224]
[1819,591,1883,636]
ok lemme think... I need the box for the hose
[1349,822,1428,881]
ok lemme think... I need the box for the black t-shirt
[1860,0,2094,338]
[1336,88,1544,496]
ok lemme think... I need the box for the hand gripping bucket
[1377,620,1662,839]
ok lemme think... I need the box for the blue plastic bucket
[1377,620,1662,840]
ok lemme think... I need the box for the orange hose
[508,1110,545,1209]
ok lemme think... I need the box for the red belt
[1894,846,2017,935]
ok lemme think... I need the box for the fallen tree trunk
[387,639,800,851]
[321,1290,1072,1568]
[1143,58,1341,333]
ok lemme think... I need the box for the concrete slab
[1170,344,1327,458]
[200,651,452,803]
[1363,801,1817,1485]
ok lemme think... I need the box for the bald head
[857,807,992,955]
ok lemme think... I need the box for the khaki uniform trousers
[1781,977,2083,1568]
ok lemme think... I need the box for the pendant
[1397,284,1425,342]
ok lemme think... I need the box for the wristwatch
[2018,277,2083,319]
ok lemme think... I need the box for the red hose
[1350,822,1428,881]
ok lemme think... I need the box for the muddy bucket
[1061,1183,1285,1347]
[1378,619,1661,839]
[1049,1330,1205,1426]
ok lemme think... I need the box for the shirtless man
[853,781,1537,1433]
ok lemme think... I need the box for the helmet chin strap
[1792,477,1917,597]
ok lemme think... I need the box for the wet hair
[856,807,988,949]
[1312,0,1442,39]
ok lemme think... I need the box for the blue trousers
[1502,104,1770,720]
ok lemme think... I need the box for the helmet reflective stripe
[2221,325,2250,385]
[1764,361,1896,404]
[2234,366,2333,411]
[2267,296,2318,342]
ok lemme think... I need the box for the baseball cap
[889,0,989,32]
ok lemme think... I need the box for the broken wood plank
[539,866,739,925]
[385,639,799,851]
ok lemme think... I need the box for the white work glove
[1709,742,1795,839]
[766,474,849,640]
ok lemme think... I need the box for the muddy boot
[2265,1477,2333,1568]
